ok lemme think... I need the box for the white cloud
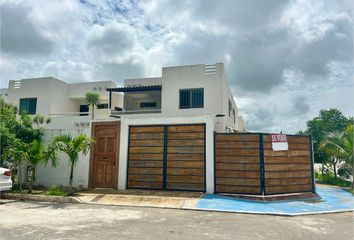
[0,0,352,133]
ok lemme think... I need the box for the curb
[2,193,82,204]
[3,193,353,217]
[77,200,354,217]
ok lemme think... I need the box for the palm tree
[33,114,51,128]
[85,92,100,119]
[52,134,93,195]
[320,131,346,179]
[26,140,58,193]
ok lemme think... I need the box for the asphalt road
[0,201,353,240]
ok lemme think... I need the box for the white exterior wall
[118,116,215,193]
[69,81,116,101]
[161,64,223,119]
[124,77,162,87]
[49,78,78,114]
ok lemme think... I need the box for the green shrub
[45,185,67,196]
[315,173,351,187]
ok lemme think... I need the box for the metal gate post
[309,137,316,193]
[259,133,265,195]
[162,126,168,190]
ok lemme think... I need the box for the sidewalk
[196,185,354,216]
[3,185,353,216]
[75,185,353,216]
[76,189,202,209]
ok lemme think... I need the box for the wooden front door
[90,122,120,189]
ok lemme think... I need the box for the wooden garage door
[127,124,206,192]
[127,126,164,189]
[166,125,205,191]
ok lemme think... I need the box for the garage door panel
[129,146,164,154]
[130,126,164,133]
[129,160,163,168]
[166,182,204,191]
[167,146,204,154]
[168,125,205,132]
[129,153,164,160]
[129,140,164,147]
[130,133,164,140]
[167,161,204,168]
[167,153,204,161]
[128,181,163,189]
[168,132,205,140]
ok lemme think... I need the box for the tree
[0,97,20,167]
[320,131,346,178]
[52,134,93,195]
[3,140,27,191]
[320,124,353,189]
[25,140,58,193]
[85,92,100,120]
[304,109,351,169]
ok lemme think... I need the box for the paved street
[0,201,353,240]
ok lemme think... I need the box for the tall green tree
[304,109,351,167]
[85,92,100,120]
[0,97,20,167]
[52,134,93,195]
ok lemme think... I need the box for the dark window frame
[19,98,37,115]
[97,103,109,109]
[179,88,204,109]
[233,108,236,124]
[140,102,157,108]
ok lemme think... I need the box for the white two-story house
[2,63,246,194]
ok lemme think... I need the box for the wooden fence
[215,133,315,195]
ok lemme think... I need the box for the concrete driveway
[0,201,353,240]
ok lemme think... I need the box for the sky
[1,0,353,133]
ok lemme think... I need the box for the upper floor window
[19,98,37,115]
[179,88,204,109]
[228,99,232,117]
[80,105,89,116]
[97,103,109,109]
[233,108,236,124]
[140,102,157,108]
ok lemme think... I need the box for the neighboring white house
[3,76,122,129]
[2,63,246,193]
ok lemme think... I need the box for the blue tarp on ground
[196,185,354,215]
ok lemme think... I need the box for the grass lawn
[315,172,353,194]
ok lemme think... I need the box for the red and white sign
[271,134,288,151]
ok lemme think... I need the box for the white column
[205,117,215,194]
[118,119,129,190]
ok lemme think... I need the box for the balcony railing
[110,108,161,115]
